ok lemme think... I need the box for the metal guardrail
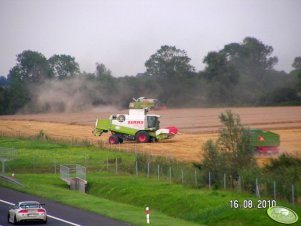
[0,148,17,160]
[60,164,87,193]
[0,148,17,175]
[60,164,87,183]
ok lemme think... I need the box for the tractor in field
[250,129,280,154]
[93,97,177,144]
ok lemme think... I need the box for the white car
[8,201,47,224]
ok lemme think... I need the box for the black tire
[150,137,158,143]
[118,137,124,144]
[109,135,119,144]
[7,213,10,224]
[42,217,47,224]
[14,215,18,225]
[136,131,150,143]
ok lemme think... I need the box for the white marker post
[146,207,150,224]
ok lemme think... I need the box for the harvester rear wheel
[136,131,149,143]
[109,135,119,144]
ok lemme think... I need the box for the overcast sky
[1,0,300,77]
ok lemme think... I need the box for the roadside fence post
[292,184,295,205]
[273,180,276,200]
[181,168,184,184]
[136,160,138,176]
[209,171,211,189]
[115,157,118,175]
[256,178,260,198]
[147,162,150,178]
[54,160,57,174]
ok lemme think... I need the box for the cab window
[147,116,158,128]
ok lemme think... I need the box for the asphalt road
[0,187,131,226]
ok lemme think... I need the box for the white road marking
[0,200,14,205]
[0,199,82,226]
[47,215,82,226]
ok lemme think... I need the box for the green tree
[87,62,120,106]
[96,63,112,78]
[144,45,197,106]
[15,50,52,82]
[292,56,301,70]
[201,140,226,186]
[202,51,240,105]
[203,51,239,85]
[48,54,80,80]
[297,72,301,91]
[0,86,7,113]
[5,66,31,114]
[217,110,255,176]
[3,50,52,113]
[145,45,195,77]
[198,110,256,187]
[223,37,278,74]
[220,37,285,105]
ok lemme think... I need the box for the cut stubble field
[0,106,301,163]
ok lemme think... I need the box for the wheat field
[1,106,300,163]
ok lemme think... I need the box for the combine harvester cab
[250,129,280,155]
[93,97,177,144]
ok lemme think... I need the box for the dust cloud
[19,77,119,113]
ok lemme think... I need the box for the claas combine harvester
[93,97,178,144]
[93,97,280,153]
[250,129,280,154]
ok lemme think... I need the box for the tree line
[0,36,301,114]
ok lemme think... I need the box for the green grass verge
[1,137,300,226]
[1,174,201,226]
[0,136,135,173]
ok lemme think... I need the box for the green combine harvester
[250,129,280,154]
[93,97,177,144]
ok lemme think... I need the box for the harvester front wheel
[118,137,124,144]
[109,135,119,144]
[136,131,149,143]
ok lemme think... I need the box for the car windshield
[20,203,40,209]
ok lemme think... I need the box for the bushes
[263,154,301,201]
[197,110,257,188]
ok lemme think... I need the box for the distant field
[1,106,301,132]
[0,106,301,162]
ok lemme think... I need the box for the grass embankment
[0,137,300,226]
